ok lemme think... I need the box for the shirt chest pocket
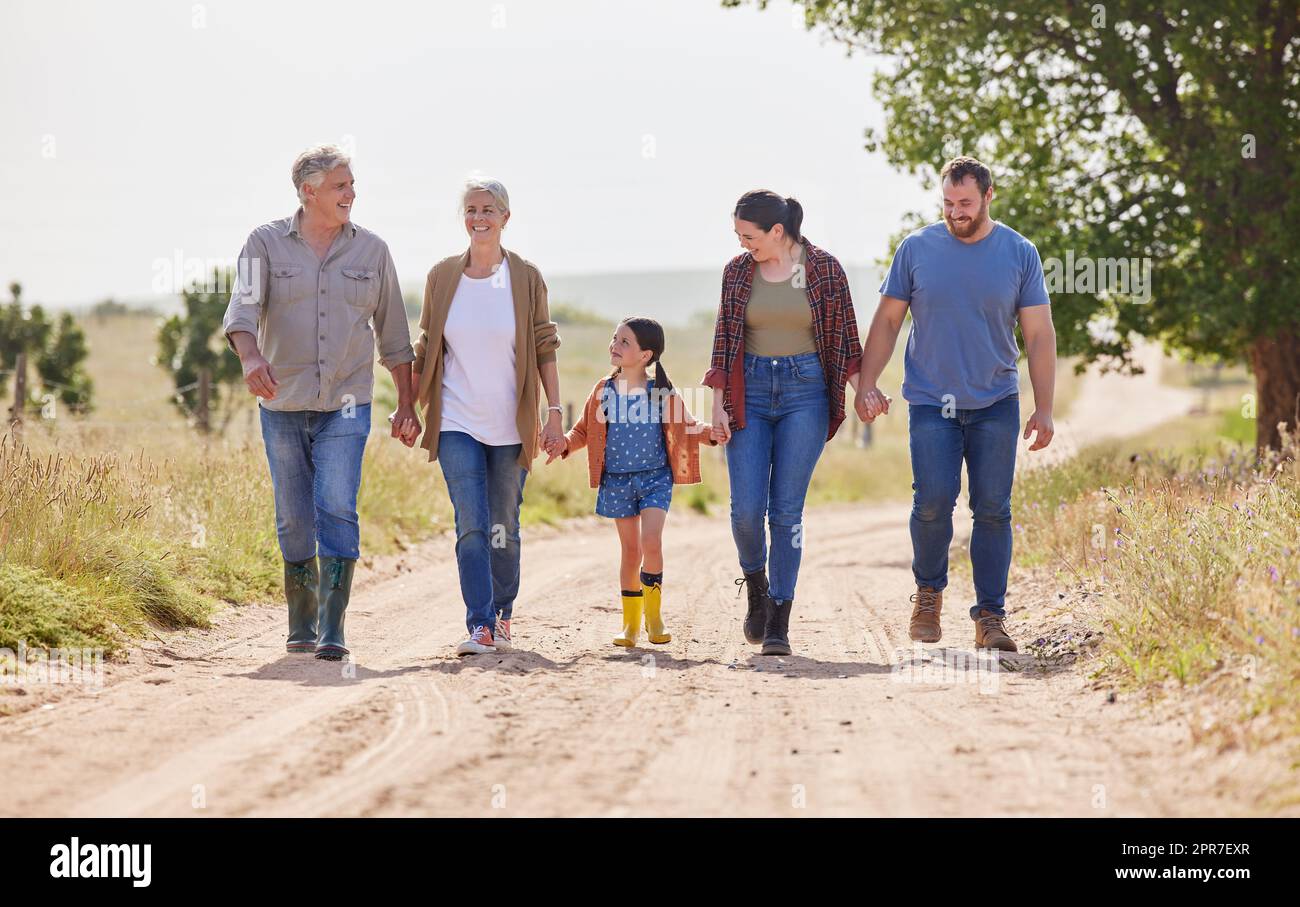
[269,263,304,304]
[342,267,379,310]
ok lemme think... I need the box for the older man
[222,144,418,661]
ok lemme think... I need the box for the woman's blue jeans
[437,431,527,634]
[907,394,1019,618]
[725,352,829,602]
[259,403,371,562]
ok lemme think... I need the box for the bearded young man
[855,157,1057,652]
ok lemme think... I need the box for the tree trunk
[1249,329,1300,454]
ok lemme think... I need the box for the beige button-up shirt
[222,209,415,412]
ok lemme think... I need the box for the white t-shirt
[438,259,521,446]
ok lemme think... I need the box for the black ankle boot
[760,598,793,656]
[736,569,773,645]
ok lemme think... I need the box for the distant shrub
[90,298,132,319]
[551,302,610,326]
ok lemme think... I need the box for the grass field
[2,308,917,654]
[1007,421,1299,742]
[4,308,1294,750]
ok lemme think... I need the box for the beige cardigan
[412,247,561,469]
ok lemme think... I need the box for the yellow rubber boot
[614,592,642,647]
[642,580,671,644]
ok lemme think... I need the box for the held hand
[857,386,891,421]
[241,353,278,400]
[541,409,564,452]
[389,403,419,447]
[854,394,874,424]
[400,415,421,447]
[711,403,732,444]
[545,438,568,465]
[1023,409,1055,451]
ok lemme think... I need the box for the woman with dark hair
[704,190,867,655]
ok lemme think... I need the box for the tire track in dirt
[1,345,1286,817]
[0,501,1280,817]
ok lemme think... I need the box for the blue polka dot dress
[596,378,674,517]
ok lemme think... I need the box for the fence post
[8,351,26,439]
[196,367,211,434]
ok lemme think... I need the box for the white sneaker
[456,625,496,656]
[494,617,513,652]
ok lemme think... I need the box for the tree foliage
[0,282,93,414]
[36,313,94,413]
[156,268,244,430]
[726,0,1299,447]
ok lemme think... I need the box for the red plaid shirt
[701,238,863,440]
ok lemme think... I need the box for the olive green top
[744,247,817,357]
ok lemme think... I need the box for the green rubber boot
[284,557,319,653]
[315,556,356,661]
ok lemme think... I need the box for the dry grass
[4,310,924,652]
[1009,424,1300,740]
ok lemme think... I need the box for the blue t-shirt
[601,378,668,474]
[879,221,1050,409]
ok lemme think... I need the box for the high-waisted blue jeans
[725,352,829,602]
[437,431,527,634]
[907,394,1019,618]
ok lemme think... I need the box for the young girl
[547,317,715,647]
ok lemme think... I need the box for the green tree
[726,0,1299,450]
[36,313,94,414]
[156,268,244,431]
[0,282,52,410]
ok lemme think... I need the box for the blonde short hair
[461,175,510,213]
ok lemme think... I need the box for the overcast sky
[1,0,935,305]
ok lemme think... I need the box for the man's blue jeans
[725,352,829,602]
[907,394,1019,618]
[437,431,527,634]
[259,403,371,562]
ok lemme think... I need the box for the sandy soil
[2,347,1291,817]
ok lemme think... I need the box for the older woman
[411,177,563,656]
[704,190,868,657]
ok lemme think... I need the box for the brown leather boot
[974,608,1018,652]
[908,585,943,643]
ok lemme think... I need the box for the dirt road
[1032,340,1199,467]
[0,498,1284,817]
[1,347,1285,817]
